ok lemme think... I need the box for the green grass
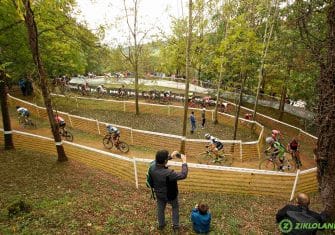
[0,149,324,234]
[49,96,259,141]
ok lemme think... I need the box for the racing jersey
[107,125,120,135]
[55,116,65,124]
[17,107,29,116]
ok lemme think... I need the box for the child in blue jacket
[191,202,211,234]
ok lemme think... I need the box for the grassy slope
[0,149,323,234]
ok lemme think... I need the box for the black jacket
[276,205,324,235]
[150,163,188,200]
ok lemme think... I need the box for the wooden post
[130,128,134,145]
[290,169,300,201]
[133,158,139,189]
[96,119,101,135]
[240,141,243,162]
[68,114,73,128]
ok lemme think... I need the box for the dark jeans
[156,197,179,228]
[201,118,206,127]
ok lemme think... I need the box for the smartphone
[175,153,181,158]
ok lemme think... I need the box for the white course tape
[55,141,63,146]
[4,131,13,134]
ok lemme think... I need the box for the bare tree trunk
[213,66,223,124]
[134,58,139,115]
[233,73,246,140]
[316,2,335,220]
[23,0,67,162]
[0,70,14,150]
[253,0,279,119]
[133,0,139,115]
[278,69,289,120]
[213,15,230,124]
[180,0,192,153]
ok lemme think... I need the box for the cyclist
[97,84,107,95]
[80,82,89,95]
[272,129,283,142]
[54,115,66,130]
[118,85,125,97]
[106,124,120,143]
[265,137,286,171]
[287,138,302,168]
[16,106,30,123]
[204,133,224,158]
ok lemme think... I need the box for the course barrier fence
[8,94,264,161]
[49,94,318,163]
[0,129,318,199]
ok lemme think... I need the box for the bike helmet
[266,137,274,144]
[205,133,211,139]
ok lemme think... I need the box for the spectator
[25,77,33,96]
[201,107,206,129]
[191,202,211,234]
[18,78,26,96]
[276,193,324,234]
[149,150,188,232]
[190,111,196,134]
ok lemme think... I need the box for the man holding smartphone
[149,150,188,232]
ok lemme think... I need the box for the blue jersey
[107,125,120,135]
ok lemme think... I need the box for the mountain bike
[59,127,73,142]
[259,151,296,172]
[102,134,129,153]
[289,150,302,169]
[18,116,37,129]
[196,146,233,166]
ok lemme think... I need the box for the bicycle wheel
[284,159,296,172]
[259,158,276,170]
[64,131,73,142]
[117,141,129,153]
[292,152,302,169]
[26,119,37,129]
[103,136,113,149]
[196,152,211,164]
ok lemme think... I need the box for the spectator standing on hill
[149,150,188,232]
[25,77,33,96]
[190,111,196,134]
[201,107,206,129]
[191,202,211,234]
[276,193,324,234]
[18,78,26,96]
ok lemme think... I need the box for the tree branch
[123,0,135,37]
[38,21,69,36]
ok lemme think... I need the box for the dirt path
[0,113,316,170]
[2,90,316,170]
